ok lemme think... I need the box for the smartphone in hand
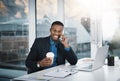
[59,35,63,41]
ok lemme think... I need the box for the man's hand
[37,57,52,67]
[60,34,70,48]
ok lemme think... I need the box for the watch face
[37,63,40,67]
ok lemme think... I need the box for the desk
[11,60,120,81]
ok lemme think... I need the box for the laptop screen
[92,46,109,69]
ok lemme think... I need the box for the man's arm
[64,47,78,65]
[25,39,43,73]
[59,35,78,65]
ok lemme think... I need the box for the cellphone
[59,31,64,41]
[59,36,63,41]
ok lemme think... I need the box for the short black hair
[51,21,64,27]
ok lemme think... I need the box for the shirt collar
[50,36,60,46]
[50,37,55,45]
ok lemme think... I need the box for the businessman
[25,21,78,74]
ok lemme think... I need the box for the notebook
[74,46,109,72]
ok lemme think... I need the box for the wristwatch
[37,63,40,67]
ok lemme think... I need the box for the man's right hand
[37,57,52,67]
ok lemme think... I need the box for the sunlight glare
[102,11,119,41]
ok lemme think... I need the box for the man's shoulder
[35,36,50,41]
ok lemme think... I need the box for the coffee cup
[46,52,54,64]
[107,55,114,66]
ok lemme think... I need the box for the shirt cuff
[64,47,70,51]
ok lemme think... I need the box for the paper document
[44,68,78,78]
[12,75,53,81]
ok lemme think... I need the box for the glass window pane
[0,0,29,69]
[36,0,91,59]
[64,0,90,59]
[102,1,120,57]
[36,0,57,37]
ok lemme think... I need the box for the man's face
[50,25,63,41]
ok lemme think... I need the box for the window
[36,0,91,59]
[0,0,28,70]
[1,0,119,71]
[102,6,120,57]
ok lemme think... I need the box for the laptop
[73,46,109,72]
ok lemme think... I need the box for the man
[25,21,78,74]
